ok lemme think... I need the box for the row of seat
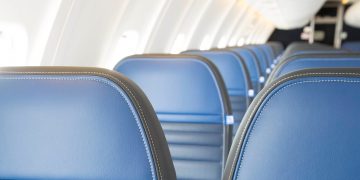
[0,42,282,179]
[113,42,283,179]
[224,42,360,180]
[4,41,360,179]
[343,41,360,52]
[123,43,284,179]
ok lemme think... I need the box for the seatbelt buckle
[226,115,234,125]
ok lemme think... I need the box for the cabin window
[0,23,28,66]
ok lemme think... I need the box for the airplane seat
[267,42,284,57]
[244,46,271,78]
[182,50,252,137]
[0,67,175,179]
[342,41,360,52]
[114,55,232,180]
[228,47,264,92]
[267,53,360,83]
[259,44,276,67]
[224,68,360,180]
[280,42,336,60]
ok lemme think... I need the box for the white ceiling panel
[245,0,326,29]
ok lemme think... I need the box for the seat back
[182,50,252,137]
[342,41,360,52]
[0,67,175,179]
[224,68,360,180]
[245,46,271,77]
[267,53,360,82]
[281,42,335,59]
[115,55,232,180]
[259,44,276,66]
[267,42,284,57]
[230,47,264,91]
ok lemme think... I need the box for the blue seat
[0,67,175,179]
[182,50,252,137]
[224,68,360,180]
[281,42,335,59]
[267,53,360,82]
[283,50,348,59]
[245,46,271,78]
[259,44,276,66]
[115,55,232,180]
[229,47,264,92]
[342,41,360,52]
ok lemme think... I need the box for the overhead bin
[245,0,326,29]
[345,1,360,28]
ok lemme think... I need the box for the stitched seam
[228,72,360,180]
[0,72,163,180]
[234,79,360,180]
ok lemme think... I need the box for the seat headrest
[224,68,360,180]
[115,54,231,124]
[342,42,360,52]
[282,42,335,58]
[0,67,175,179]
[268,53,360,82]
[182,50,252,97]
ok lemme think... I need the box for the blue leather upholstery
[283,50,348,60]
[245,46,270,77]
[114,55,232,180]
[281,42,335,59]
[229,48,263,93]
[182,50,252,137]
[0,67,175,179]
[259,44,275,65]
[343,42,360,52]
[268,54,360,82]
[224,68,360,180]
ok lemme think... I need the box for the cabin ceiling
[0,0,359,68]
[245,0,327,30]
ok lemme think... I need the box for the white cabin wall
[0,0,61,66]
[0,0,277,67]
[187,0,236,50]
[98,0,167,68]
[172,0,212,52]
[212,1,247,48]
[144,0,194,53]
[41,0,130,66]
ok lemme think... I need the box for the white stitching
[228,72,360,180]
[0,71,163,180]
